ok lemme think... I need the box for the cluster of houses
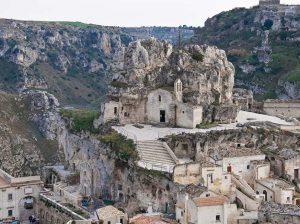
[1,139,299,224]
[173,146,300,224]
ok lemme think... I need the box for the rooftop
[130,214,173,224]
[0,169,42,189]
[192,196,227,207]
[96,206,125,220]
[257,178,294,190]
[0,176,10,188]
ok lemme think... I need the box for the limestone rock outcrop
[111,38,235,105]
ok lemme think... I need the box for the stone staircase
[231,174,257,200]
[137,140,178,173]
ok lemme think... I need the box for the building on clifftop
[259,0,280,5]
[100,38,239,129]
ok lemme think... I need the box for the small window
[159,95,162,102]
[8,210,13,217]
[247,165,250,169]
[118,184,123,191]
[216,215,220,222]
[224,176,227,179]
[182,111,185,114]
[8,193,12,201]
[114,107,118,115]
[287,197,290,201]
[256,191,259,195]
[120,218,123,224]
[206,193,210,197]
[237,143,241,148]
[181,211,183,216]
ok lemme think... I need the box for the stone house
[176,191,237,224]
[255,178,295,204]
[267,148,300,187]
[96,206,128,224]
[102,79,203,129]
[173,162,233,194]
[209,148,266,186]
[0,169,43,223]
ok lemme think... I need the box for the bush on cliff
[98,131,138,162]
[59,108,99,133]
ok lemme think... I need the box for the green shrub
[196,122,218,129]
[110,80,129,89]
[192,52,204,62]
[263,19,273,30]
[98,131,138,162]
[60,108,99,133]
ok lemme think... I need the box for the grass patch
[59,108,99,133]
[98,131,138,162]
[57,21,98,29]
[282,66,300,83]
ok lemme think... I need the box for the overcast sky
[1,0,300,27]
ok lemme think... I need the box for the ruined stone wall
[119,97,146,124]
[259,202,300,223]
[37,200,71,224]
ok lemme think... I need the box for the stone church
[101,79,203,129]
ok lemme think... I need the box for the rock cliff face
[193,5,300,100]
[56,126,177,214]
[111,38,235,105]
[0,19,193,106]
[0,92,59,176]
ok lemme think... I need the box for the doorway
[294,169,299,180]
[263,190,268,201]
[160,110,166,123]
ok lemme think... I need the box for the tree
[263,19,274,30]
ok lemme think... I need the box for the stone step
[136,140,176,171]
[139,151,174,160]
[141,157,175,166]
[137,146,169,153]
[138,142,165,148]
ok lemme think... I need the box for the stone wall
[263,100,300,118]
[146,89,175,125]
[258,202,300,224]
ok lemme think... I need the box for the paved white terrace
[113,111,295,141]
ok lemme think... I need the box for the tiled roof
[130,214,172,224]
[192,196,227,207]
[96,206,125,220]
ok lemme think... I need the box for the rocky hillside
[0,19,193,107]
[193,4,300,100]
[0,91,59,176]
